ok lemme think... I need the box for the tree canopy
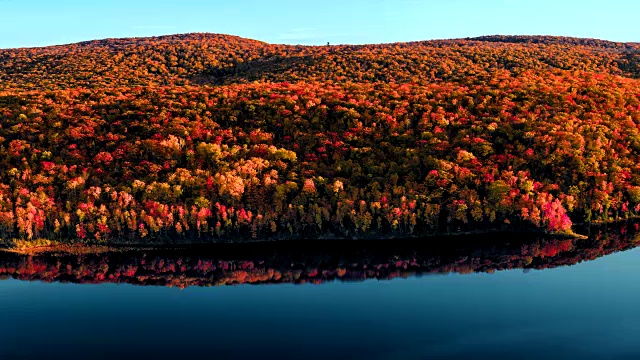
[0,34,639,245]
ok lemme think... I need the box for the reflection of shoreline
[0,222,638,288]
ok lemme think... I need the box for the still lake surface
[1,222,639,359]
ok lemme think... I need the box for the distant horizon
[1,32,637,50]
[1,0,639,49]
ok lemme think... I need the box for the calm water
[1,224,639,359]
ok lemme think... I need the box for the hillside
[0,34,639,245]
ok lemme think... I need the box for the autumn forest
[1,33,639,247]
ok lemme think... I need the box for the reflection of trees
[1,223,638,288]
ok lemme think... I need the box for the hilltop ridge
[1,33,639,91]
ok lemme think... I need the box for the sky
[0,0,639,49]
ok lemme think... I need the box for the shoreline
[8,213,640,256]
[0,229,591,256]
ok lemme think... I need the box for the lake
[1,222,639,359]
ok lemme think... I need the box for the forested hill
[2,33,639,90]
[0,34,639,246]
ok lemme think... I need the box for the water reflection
[1,222,638,288]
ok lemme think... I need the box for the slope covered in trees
[0,34,639,245]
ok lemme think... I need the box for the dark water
[1,223,639,360]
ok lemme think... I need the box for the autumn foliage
[0,33,639,244]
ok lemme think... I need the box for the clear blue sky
[1,0,638,48]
